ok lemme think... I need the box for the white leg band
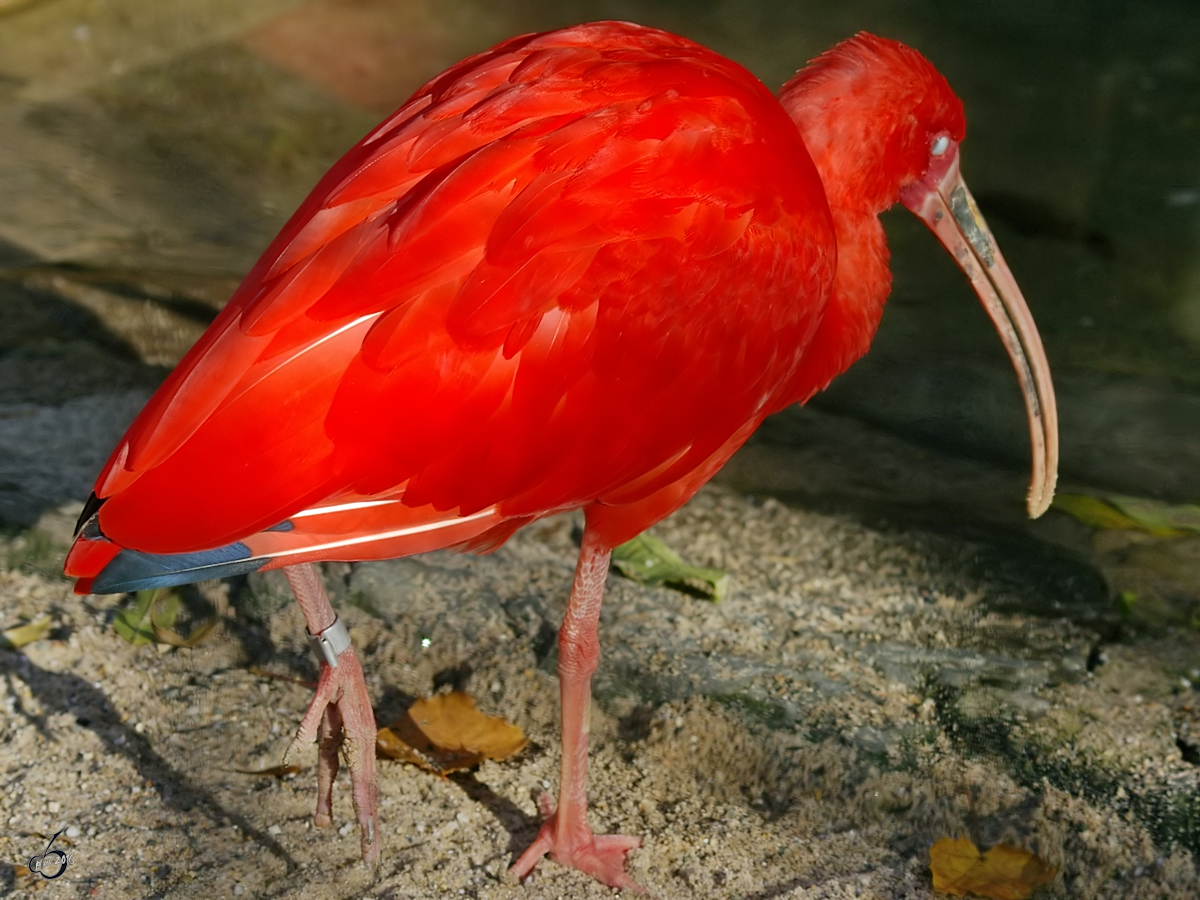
[306,614,351,668]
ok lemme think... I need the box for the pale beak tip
[1026,475,1058,520]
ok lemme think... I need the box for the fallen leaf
[376,692,526,775]
[377,726,478,773]
[1052,494,1197,537]
[930,837,1055,899]
[247,666,316,689]
[235,764,301,778]
[152,609,219,648]
[11,862,46,892]
[611,532,728,601]
[113,590,175,645]
[113,588,220,647]
[1107,495,1200,535]
[1,614,52,650]
[1052,494,1146,531]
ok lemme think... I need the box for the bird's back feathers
[69,22,835,589]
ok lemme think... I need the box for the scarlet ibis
[65,21,1058,890]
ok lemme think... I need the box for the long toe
[511,812,642,892]
[559,834,643,892]
[285,647,380,864]
[332,649,380,865]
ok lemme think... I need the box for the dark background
[0,0,1197,572]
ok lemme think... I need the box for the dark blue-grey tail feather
[91,542,266,593]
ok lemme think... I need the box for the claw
[288,645,380,864]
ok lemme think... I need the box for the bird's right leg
[281,562,380,864]
[510,528,643,891]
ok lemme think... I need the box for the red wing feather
[85,22,835,562]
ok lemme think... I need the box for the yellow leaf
[931,837,983,892]
[376,692,527,776]
[0,614,52,649]
[930,837,1055,899]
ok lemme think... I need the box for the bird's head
[779,32,966,214]
[780,34,1058,518]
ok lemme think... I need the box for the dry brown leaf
[11,862,46,891]
[247,666,316,689]
[235,764,301,778]
[376,692,527,776]
[930,837,1055,899]
[376,725,481,773]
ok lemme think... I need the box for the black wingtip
[75,492,105,537]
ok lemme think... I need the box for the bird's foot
[284,645,379,864]
[510,793,643,891]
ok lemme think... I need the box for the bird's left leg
[281,562,379,864]
[510,528,643,891]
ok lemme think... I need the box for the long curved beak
[900,150,1059,518]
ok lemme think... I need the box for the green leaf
[1052,494,1146,531]
[113,589,180,645]
[1053,493,1196,536]
[611,533,728,602]
[1107,495,1200,535]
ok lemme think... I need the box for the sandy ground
[2,485,1200,899]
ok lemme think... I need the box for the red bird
[65,21,1057,890]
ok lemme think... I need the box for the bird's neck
[778,208,891,407]
[772,82,896,406]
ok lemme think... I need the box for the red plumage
[69,22,837,572]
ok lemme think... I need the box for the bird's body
[72,25,835,581]
[66,21,1057,890]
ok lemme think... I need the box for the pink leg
[510,528,643,891]
[281,563,379,864]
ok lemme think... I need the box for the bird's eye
[931,135,950,156]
